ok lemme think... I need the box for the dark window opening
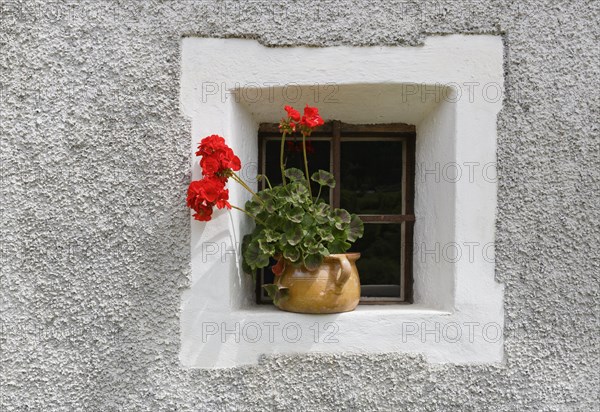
[256,121,416,304]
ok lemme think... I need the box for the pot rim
[275,252,361,266]
[324,252,361,261]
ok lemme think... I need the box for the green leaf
[263,284,278,299]
[320,245,330,255]
[265,214,286,229]
[283,225,303,246]
[285,206,304,223]
[245,200,263,215]
[264,198,276,213]
[306,241,327,255]
[328,239,351,254]
[333,208,351,230]
[284,168,306,182]
[257,190,273,201]
[263,284,289,305]
[311,169,336,188]
[283,246,300,262]
[303,254,323,271]
[244,241,270,269]
[241,234,253,275]
[255,254,270,268]
[301,214,315,227]
[258,239,275,256]
[334,208,351,224]
[305,241,319,254]
[264,229,281,243]
[315,216,329,224]
[313,202,331,223]
[292,182,309,195]
[287,182,310,202]
[319,232,334,243]
[315,201,330,214]
[332,227,347,239]
[347,214,365,242]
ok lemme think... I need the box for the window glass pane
[259,129,413,303]
[264,139,331,199]
[349,223,402,293]
[340,141,403,214]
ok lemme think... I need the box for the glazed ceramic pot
[273,253,361,314]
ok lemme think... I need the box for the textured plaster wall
[0,0,598,410]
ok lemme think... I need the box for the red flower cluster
[285,105,301,122]
[284,105,301,132]
[187,177,230,221]
[187,106,325,224]
[187,135,240,221]
[301,105,324,128]
[280,105,324,135]
[196,134,241,178]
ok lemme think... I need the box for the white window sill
[180,299,503,369]
[235,304,451,317]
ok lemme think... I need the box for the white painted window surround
[180,35,505,368]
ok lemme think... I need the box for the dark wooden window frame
[256,121,416,304]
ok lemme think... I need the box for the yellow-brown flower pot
[272,253,361,314]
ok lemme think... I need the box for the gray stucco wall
[1,0,598,410]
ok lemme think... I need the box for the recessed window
[181,36,505,367]
[256,121,416,304]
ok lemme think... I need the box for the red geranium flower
[196,134,241,178]
[284,105,301,122]
[199,156,221,177]
[218,147,241,170]
[300,105,324,129]
[204,177,228,203]
[196,134,226,157]
[191,203,213,221]
[186,177,231,222]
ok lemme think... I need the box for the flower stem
[231,205,266,225]
[259,174,273,189]
[280,131,287,186]
[316,185,323,202]
[302,133,313,198]
[231,173,265,205]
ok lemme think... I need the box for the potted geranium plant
[186,105,364,313]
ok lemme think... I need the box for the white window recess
[180,35,505,368]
